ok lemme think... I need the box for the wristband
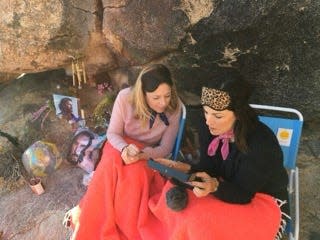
[212,178,219,192]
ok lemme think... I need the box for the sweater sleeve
[106,89,129,152]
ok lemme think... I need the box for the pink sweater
[107,87,181,159]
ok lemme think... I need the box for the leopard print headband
[201,87,231,110]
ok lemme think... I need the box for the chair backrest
[250,104,303,240]
[250,104,303,170]
[171,103,187,160]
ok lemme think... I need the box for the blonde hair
[130,64,179,126]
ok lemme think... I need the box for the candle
[81,109,85,119]
[82,61,87,84]
[72,62,76,86]
[76,62,82,89]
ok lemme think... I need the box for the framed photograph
[53,94,80,122]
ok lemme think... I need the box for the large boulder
[0,0,92,72]
[0,0,116,84]
[0,0,320,119]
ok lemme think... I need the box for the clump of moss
[0,131,32,193]
[92,93,116,127]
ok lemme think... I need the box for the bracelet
[212,178,219,192]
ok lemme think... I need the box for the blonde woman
[66,64,182,240]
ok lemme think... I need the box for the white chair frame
[250,104,303,240]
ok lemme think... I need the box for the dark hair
[141,64,173,93]
[58,97,73,115]
[68,130,95,164]
[207,68,258,152]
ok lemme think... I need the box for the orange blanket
[75,141,281,240]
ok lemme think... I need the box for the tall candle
[81,109,85,119]
[72,62,76,86]
[82,61,87,84]
[76,62,82,89]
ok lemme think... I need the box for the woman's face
[145,83,171,113]
[203,105,236,136]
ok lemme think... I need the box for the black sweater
[192,117,289,210]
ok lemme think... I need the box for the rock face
[0,70,107,172]
[0,0,94,72]
[1,1,320,120]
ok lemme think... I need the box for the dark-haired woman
[154,69,289,240]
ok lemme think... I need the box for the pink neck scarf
[207,130,234,160]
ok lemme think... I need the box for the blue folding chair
[171,103,187,161]
[250,104,303,240]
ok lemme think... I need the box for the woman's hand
[121,144,141,164]
[155,158,191,173]
[191,172,219,197]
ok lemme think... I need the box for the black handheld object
[148,159,203,211]
[147,159,203,184]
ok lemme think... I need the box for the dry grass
[0,154,27,194]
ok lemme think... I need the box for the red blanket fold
[149,183,281,240]
[75,140,281,240]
